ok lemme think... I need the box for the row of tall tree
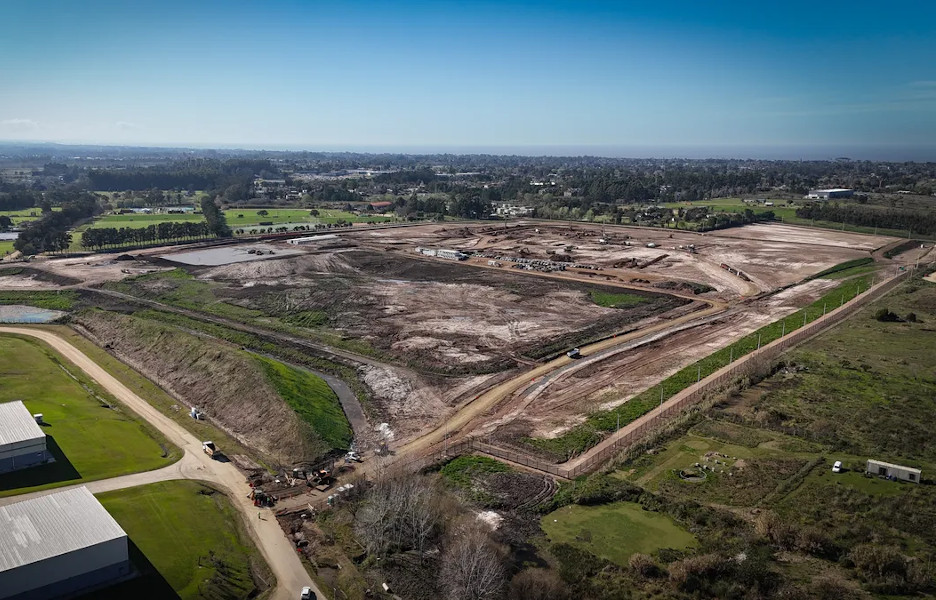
[87,159,275,191]
[80,221,215,250]
[796,202,936,235]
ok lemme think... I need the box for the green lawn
[226,208,392,227]
[0,240,15,255]
[96,481,269,600]
[0,335,180,496]
[0,207,53,226]
[542,502,697,566]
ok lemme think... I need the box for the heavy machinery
[202,441,219,459]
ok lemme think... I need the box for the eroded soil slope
[76,310,337,465]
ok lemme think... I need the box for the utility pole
[729,347,733,363]
[697,364,701,382]
[781,321,785,337]
[660,385,664,411]
[757,333,761,349]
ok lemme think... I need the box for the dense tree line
[796,202,936,235]
[81,221,214,250]
[200,196,231,237]
[14,192,100,254]
[87,159,276,191]
[0,190,42,211]
[374,167,438,185]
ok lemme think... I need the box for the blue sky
[1,0,934,158]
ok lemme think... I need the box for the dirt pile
[76,310,329,465]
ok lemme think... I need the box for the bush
[509,569,570,600]
[905,312,918,322]
[628,553,661,578]
[875,308,901,322]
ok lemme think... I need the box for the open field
[96,481,270,600]
[542,501,697,566]
[0,240,14,255]
[0,334,179,496]
[606,272,936,596]
[87,208,394,231]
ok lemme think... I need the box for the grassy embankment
[0,334,180,497]
[525,272,874,460]
[96,481,272,600]
[603,269,936,596]
[589,290,650,308]
[256,355,352,450]
[73,309,352,462]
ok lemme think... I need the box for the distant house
[806,188,855,200]
[866,459,921,483]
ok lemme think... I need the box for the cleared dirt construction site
[0,221,899,465]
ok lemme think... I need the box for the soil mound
[76,311,329,465]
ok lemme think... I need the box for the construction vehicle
[309,468,334,492]
[202,441,219,459]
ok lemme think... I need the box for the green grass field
[603,272,936,594]
[90,213,205,228]
[0,208,53,225]
[0,240,14,255]
[0,335,180,496]
[542,501,697,566]
[97,481,269,600]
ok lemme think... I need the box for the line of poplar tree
[81,221,214,250]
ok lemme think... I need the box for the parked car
[832,461,842,473]
[300,586,315,600]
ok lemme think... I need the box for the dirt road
[0,327,320,600]
[393,301,727,457]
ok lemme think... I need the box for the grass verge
[0,334,180,496]
[97,481,272,600]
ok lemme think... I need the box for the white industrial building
[286,234,339,245]
[0,401,48,474]
[866,459,922,483]
[0,487,131,599]
[806,188,855,199]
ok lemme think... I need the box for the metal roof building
[0,487,131,599]
[0,401,48,474]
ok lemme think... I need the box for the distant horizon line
[1,139,934,162]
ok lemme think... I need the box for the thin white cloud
[115,121,141,131]
[0,118,40,132]
[909,80,936,88]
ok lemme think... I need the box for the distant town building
[0,487,131,599]
[806,188,855,200]
[866,459,921,483]
[494,204,534,217]
[369,201,394,211]
[0,401,48,474]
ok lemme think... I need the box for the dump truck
[202,441,219,459]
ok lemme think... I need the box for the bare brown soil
[346,222,891,300]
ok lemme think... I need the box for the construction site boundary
[471,271,910,479]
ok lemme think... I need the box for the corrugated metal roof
[867,459,922,474]
[0,487,127,572]
[0,401,45,447]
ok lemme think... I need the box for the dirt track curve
[0,326,320,600]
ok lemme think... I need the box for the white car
[300,586,315,600]
[832,461,842,473]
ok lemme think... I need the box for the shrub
[875,308,901,322]
[628,553,661,578]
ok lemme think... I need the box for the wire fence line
[379,271,909,481]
